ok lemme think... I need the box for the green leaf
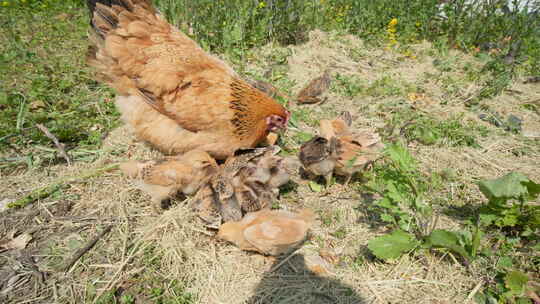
[380,214,394,223]
[367,230,418,260]
[524,179,540,200]
[376,197,394,209]
[471,225,482,258]
[478,172,534,202]
[427,229,471,260]
[308,181,323,193]
[479,212,498,226]
[496,256,513,269]
[386,182,407,203]
[504,270,529,295]
[385,143,416,172]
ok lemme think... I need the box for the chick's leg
[324,171,333,186]
[151,197,165,214]
[343,173,353,186]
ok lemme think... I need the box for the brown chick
[192,146,291,227]
[296,70,332,104]
[86,0,290,160]
[247,79,291,101]
[320,111,384,185]
[120,149,218,213]
[298,136,339,185]
[217,208,316,256]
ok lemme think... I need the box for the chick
[332,131,384,184]
[320,111,384,185]
[192,146,291,227]
[320,111,352,138]
[299,111,384,186]
[217,208,316,256]
[296,70,332,104]
[120,150,218,213]
[298,136,339,185]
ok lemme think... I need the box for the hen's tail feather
[86,0,154,38]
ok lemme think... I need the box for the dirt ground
[1,30,539,303]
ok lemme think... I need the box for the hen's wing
[87,0,236,132]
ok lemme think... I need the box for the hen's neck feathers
[229,78,286,140]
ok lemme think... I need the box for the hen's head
[266,110,290,132]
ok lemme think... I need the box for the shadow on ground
[245,253,366,304]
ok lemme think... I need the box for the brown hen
[86,0,289,160]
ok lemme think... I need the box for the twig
[8,163,120,209]
[269,249,301,273]
[466,281,483,302]
[63,224,113,272]
[36,123,72,166]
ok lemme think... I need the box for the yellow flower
[1,1,9,6]
[389,18,398,27]
[415,22,421,27]
[258,1,266,8]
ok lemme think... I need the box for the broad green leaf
[385,143,416,172]
[478,172,532,202]
[497,256,513,269]
[308,181,323,193]
[427,229,471,260]
[376,197,394,209]
[524,179,540,200]
[479,212,498,226]
[380,214,394,223]
[504,270,529,295]
[471,226,482,258]
[386,182,407,203]
[367,230,418,260]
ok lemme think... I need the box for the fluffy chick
[217,208,316,256]
[121,149,218,213]
[320,111,384,184]
[296,70,332,104]
[298,136,339,185]
[192,146,291,227]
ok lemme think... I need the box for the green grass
[0,0,119,155]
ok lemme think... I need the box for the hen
[86,0,290,159]
[192,146,293,228]
[217,208,316,256]
[120,149,218,212]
